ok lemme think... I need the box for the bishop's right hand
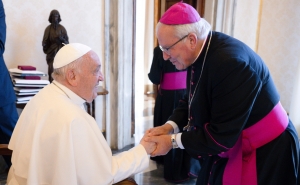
[146,124,174,137]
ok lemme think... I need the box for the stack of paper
[9,68,49,104]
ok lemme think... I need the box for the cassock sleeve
[168,96,189,131]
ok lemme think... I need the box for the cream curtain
[135,0,154,120]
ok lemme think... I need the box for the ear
[187,33,198,50]
[65,69,79,87]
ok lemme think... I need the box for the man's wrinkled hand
[140,133,156,154]
[145,134,172,157]
[146,124,173,137]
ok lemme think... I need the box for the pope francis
[6,43,156,185]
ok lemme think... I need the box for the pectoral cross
[183,118,192,131]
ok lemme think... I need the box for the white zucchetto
[53,43,91,69]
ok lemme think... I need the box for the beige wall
[3,0,106,130]
[3,0,104,79]
[233,0,261,50]
[234,0,300,133]
[258,0,300,112]
[2,0,141,149]
[234,0,300,111]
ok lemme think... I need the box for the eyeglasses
[159,34,188,54]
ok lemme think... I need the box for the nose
[98,72,104,81]
[162,51,171,61]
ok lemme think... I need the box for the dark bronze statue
[42,9,69,82]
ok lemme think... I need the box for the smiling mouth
[170,61,177,65]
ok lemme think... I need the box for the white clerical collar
[192,31,211,65]
[52,80,86,106]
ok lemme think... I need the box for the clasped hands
[140,124,174,157]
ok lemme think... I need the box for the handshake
[139,124,175,156]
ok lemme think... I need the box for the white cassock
[7,81,149,185]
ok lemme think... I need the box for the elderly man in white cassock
[6,43,156,185]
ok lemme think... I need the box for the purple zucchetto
[159,2,201,25]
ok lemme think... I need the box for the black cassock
[148,46,200,182]
[169,31,300,185]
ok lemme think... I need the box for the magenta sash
[160,71,187,90]
[218,102,288,185]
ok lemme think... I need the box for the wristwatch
[171,134,178,149]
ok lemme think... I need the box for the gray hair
[52,56,84,82]
[156,18,211,40]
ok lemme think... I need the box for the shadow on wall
[289,61,300,136]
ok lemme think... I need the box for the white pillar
[104,0,134,149]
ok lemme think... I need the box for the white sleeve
[111,144,149,183]
[175,133,184,149]
[71,116,149,185]
[166,121,180,133]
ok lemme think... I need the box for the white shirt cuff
[175,133,184,149]
[166,121,180,133]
